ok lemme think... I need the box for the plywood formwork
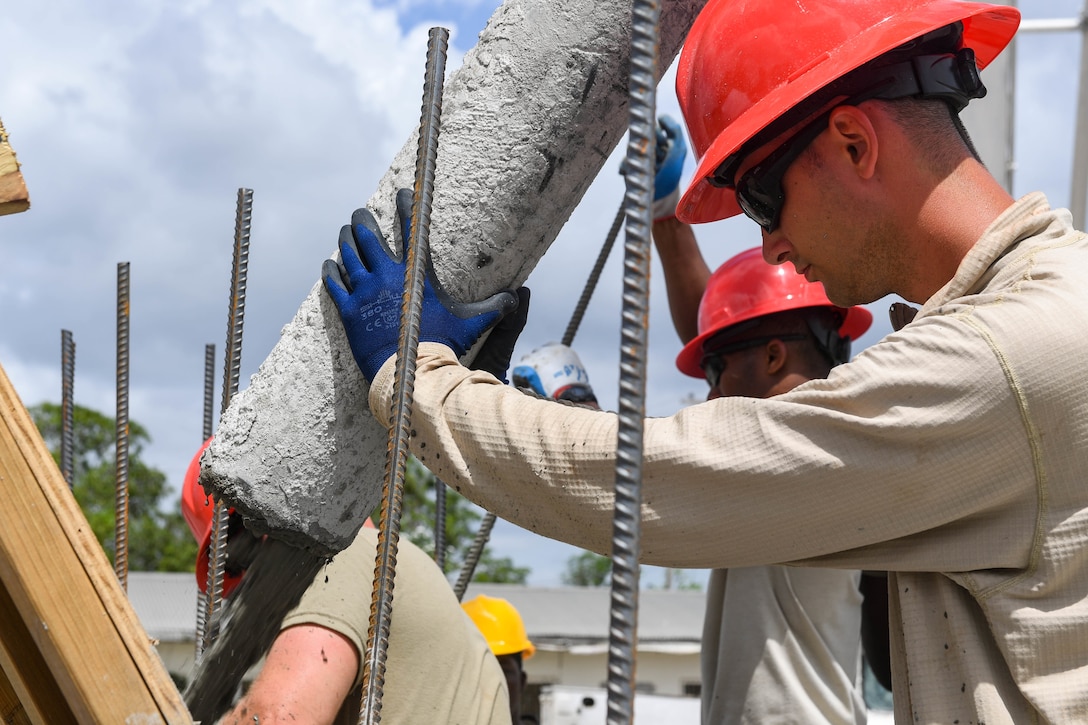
[0,361,192,724]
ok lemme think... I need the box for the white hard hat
[511,342,598,405]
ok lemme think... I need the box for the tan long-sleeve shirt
[370,193,1088,723]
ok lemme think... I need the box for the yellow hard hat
[462,594,535,659]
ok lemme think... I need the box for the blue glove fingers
[653,115,688,202]
[337,223,371,292]
[349,207,401,281]
[321,256,352,307]
[658,114,685,143]
[420,271,519,358]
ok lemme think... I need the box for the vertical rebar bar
[453,511,496,602]
[114,263,131,591]
[60,329,75,489]
[195,343,217,660]
[360,26,448,725]
[606,0,659,722]
[562,203,625,348]
[434,477,447,571]
[203,343,216,440]
[202,188,253,656]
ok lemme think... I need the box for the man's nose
[762,231,791,266]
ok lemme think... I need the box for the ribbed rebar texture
[195,343,216,658]
[453,511,496,602]
[203,343,216,440]
[203,188,253,655]
[60,329,75,488]
[114,263,131,591]
[434,478,447,571]
[606,0,658,722]
[562,203,625,348]
[361,27,449,725]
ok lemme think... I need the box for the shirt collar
[918,192,1067,316]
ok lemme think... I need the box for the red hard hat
[675,0,1020,224]
[180,436,243,597]
[676,248,873,378]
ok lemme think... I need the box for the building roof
[128,573,706,653]
[464,583,705,653]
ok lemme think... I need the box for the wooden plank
[0,579,74,724]
[0,664,34,725]
[0,118,29,216]
[0,361,191,723]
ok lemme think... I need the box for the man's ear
[765,339,788,376]
[827,105,878,180]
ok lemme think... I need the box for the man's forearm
[652,216,711,343]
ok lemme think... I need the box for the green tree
[30,402,197,572]
[375,457,530,584]
[653,569,705,592]
[562,550,612,586]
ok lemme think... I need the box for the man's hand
[323,188,519,382]
[470,287,530,383]
[652,115,687,222]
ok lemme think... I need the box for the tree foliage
[30,402,197,572]
[376,457,530,584]
[562,550,612,587]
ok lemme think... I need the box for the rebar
[194,342,216,660]
[453,511,496,602]
[562,203,625,347]
[605,0,659,722]
[202,188,253,656]
[114,263,131,591]
[203,343,216,440]
[360,26,448,725]
[60,329,75,488]
[434,477,447,571]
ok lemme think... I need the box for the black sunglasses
[711,114,830,233]
[700,334,808,389]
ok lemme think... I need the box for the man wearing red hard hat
[323,2,1088,721]
[672,249,875,724]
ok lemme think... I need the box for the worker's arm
[646,115,709,343]
[219,624,359,725]
[652,216,710,343]
[367,329,1036,574]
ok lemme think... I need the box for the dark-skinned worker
[678,249,873,725]
[183,436,521,718]
[183,298,535,725]
[651,114,886,723]
[463,595,536,724]
[322,1,1088,721]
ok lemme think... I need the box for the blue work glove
[469,286,530,384]
[322,188,520,382]
[618,115,688,221]
[652,115,687,221]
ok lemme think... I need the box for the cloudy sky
[1,0,1083,587]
